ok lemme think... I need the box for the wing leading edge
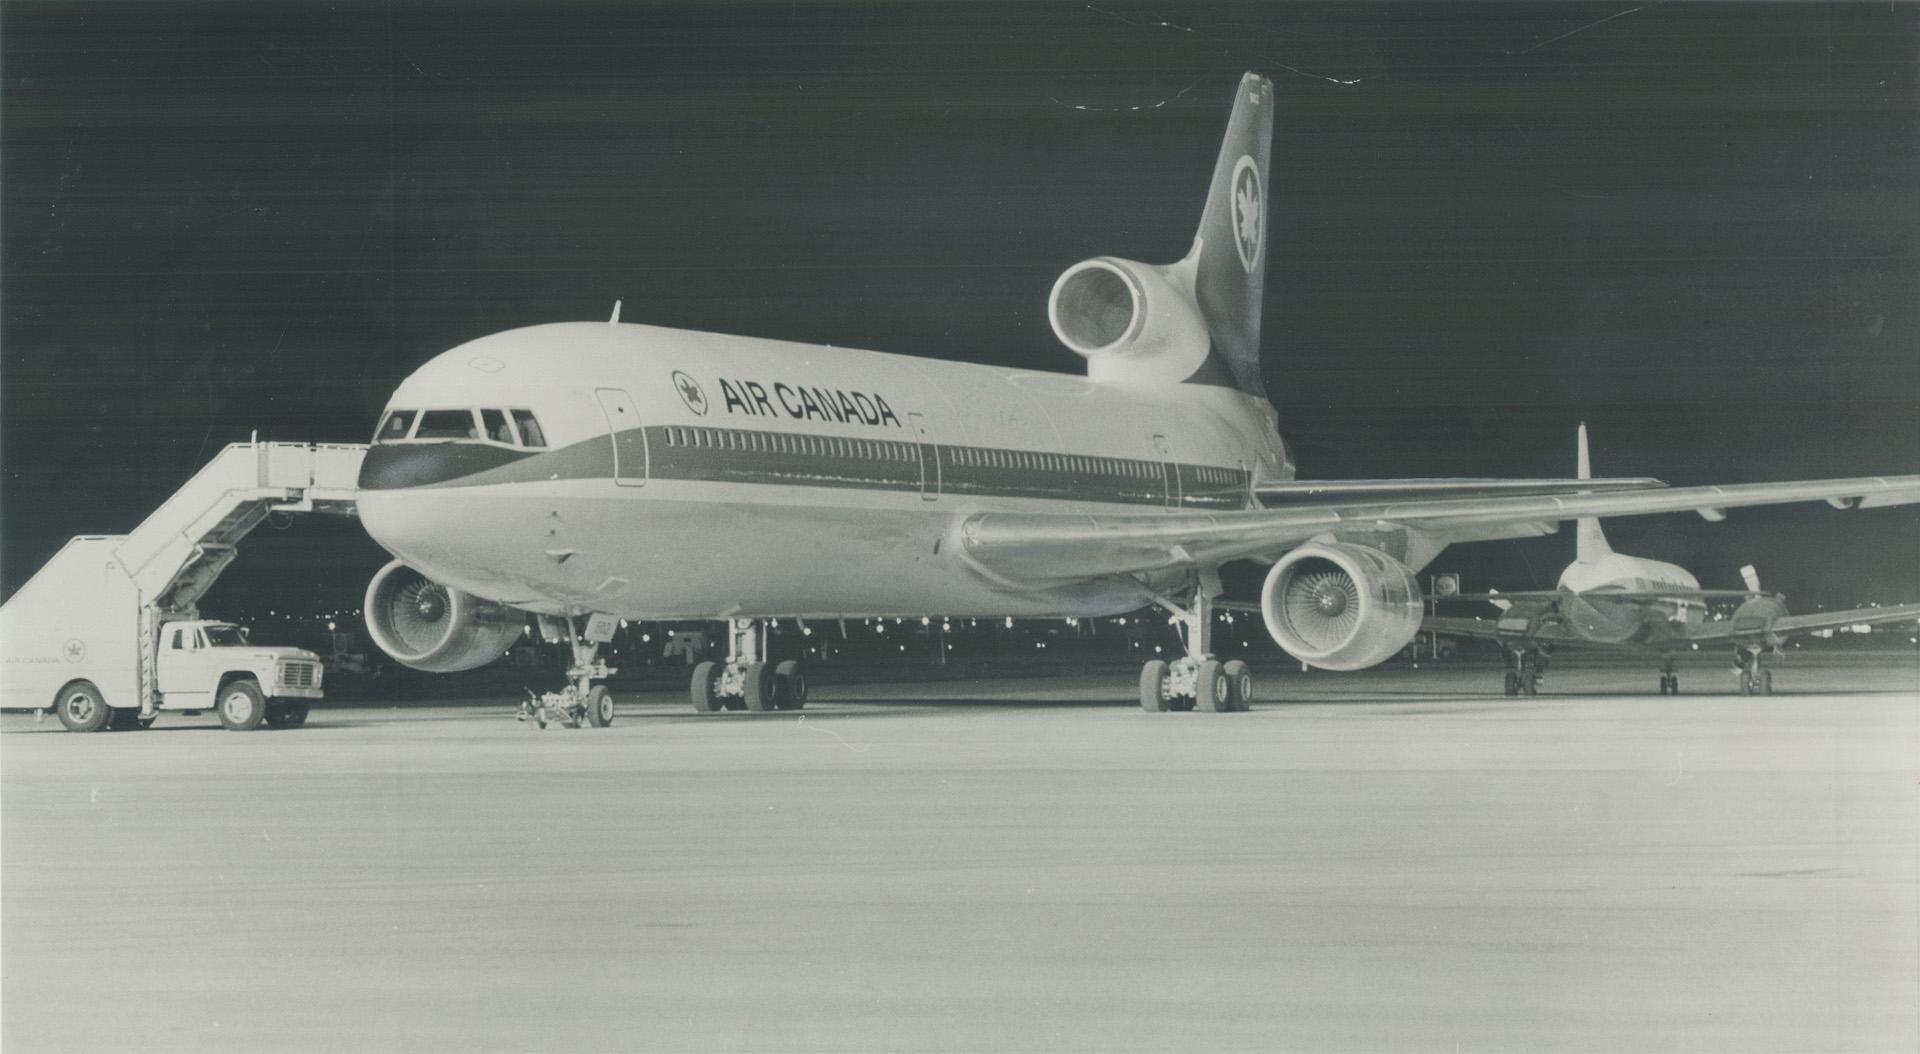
[958,475,1920,581]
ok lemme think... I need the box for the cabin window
[375,409,416,443]
[415,409,480,440]
[511,410,547,448]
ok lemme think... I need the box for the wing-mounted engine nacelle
[364,559,525,673]
[1047,256,1210,385]
[1260,542,1424,671]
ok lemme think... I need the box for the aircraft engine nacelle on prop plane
[1259,542,1425,671]
[364,559,525,673]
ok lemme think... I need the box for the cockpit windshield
[373,407,550,449]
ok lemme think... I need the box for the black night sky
[4,1,1916,616]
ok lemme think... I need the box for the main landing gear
[1658,659,1681,695]
[519,614,618,729]
[690,619,806,713]
[1502,647,1548,697]
[1138,583,1252,713]
[1733,647,1774,696]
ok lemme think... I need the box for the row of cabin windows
[661,426,1241,488]
[664,426,915,463]
[375,408,547,449]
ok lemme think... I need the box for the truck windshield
[203,625,249,646]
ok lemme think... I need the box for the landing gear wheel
[1138,660,1170,712]
[217,679,266,731]
[265,702,310,729]
[741,662,775,712]
[56,681,111,733]
[690,661,721,712]
[1759,670,1772,696]
[108,708,150,731]
[1223,659,1253,711]
[1504,671,1520,697]
[774,660,806,710]
[583,685,615,727]
[1196,659,1232,713]
[1520,673,1538,697]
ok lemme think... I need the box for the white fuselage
[358,322,1289,619]
[1557,552,1704,621]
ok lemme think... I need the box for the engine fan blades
[1283,569,1362,650]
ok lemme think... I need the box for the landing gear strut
[1658,659,1680,695]
[1138,578,1250,713]
[691,619,806,713]
[1503,647,1547,697]
[519,614,618,729]
[1733,647,1773,696]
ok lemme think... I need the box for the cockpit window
[511,409,547,448]
[376,410,416,442]
[480,408,515,445]
[415,409,481,440]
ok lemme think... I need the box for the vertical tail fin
[1575,423,1613,562]
[1186,73,1274,399]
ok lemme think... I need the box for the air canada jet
[1425,426,1920,697]
[353,73,1920,724]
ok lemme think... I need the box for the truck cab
[153,620,325,730]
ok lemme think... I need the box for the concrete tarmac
[5,655,1917,1052]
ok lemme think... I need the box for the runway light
[920,617,930,626]
[1004,617,1014,629]
[641,634,651,643]
[327,621,336,631]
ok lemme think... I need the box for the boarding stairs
[2,441,366,712]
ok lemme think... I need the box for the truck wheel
[55,681,111,733]
[217,679,266,731]
[265,702,310,729]
[584,685,614,728]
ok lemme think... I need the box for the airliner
[1426,426,1920,696]
[353,73,1920,724]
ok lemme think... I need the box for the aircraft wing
[1421,614,1606,648]
[1682,602,1920,643]
[959,475,1920,580]
[1446,589,1772,603]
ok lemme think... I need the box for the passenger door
[909,412,940,501]
[594,388,647,487]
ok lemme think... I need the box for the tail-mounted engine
[364,559,524,673]
[1260,542,1424,671]
[1047,256,1210,385]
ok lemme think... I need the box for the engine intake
[1048,257,1210,384]
[1261,543,1423,671]
[364,559,524,673]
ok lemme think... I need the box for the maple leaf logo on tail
[1229,155,1262,274]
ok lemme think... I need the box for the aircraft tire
[1223,659,1253,711]
[1520,675,1538,698]
[217,679,266,731]
[56,681,111,733]
[584,685,614,728]
[774,660,806,710]
[690,662,721,712]
[1504,672,1519,697]
[1138,661,1169,712]
[1759,670,1772,696]
[742,662,775,712]
[265,702,310,729]
[1196,660,1231,713]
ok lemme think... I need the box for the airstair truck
[0,441,364,731]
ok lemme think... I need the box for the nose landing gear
[519,614,618,729]
[1502,646,1547,696]
[690,619,806,713]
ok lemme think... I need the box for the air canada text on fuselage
[717,378,903,428]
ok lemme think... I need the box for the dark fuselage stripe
[361,425,1252,509]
